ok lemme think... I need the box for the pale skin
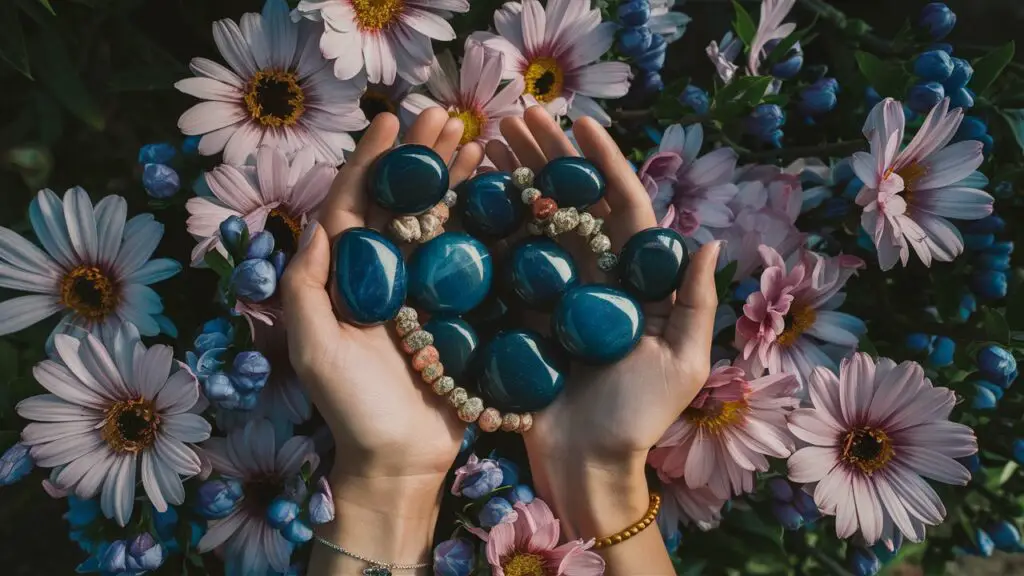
[281,106,720,575]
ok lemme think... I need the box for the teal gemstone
[408,232,493,314]
[552,285,644,364]
[508,238,579,310]
[475,330,568,412]
[369,144,449,214]
[423,317,479,380]
[618,227,689,301]
[331,228,406,326]
[535,157,606,209]
[457,171,524,239]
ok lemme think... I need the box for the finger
[317,113,400,238]
[434,116,466,165]
[281,221,343,375]
[663,241,722,362]
[485,140,518,172]
[524,106,577,160]
[500,116,547,171]
[403,107,449,146]
[450,141,484,186]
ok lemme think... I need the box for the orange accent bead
[412,345,440,370]
[519,413,533,433]
[478,407,502,433]
[532,197,558,220]
[420,362,444,383]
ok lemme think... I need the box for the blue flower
[1015,439,1024,465]
[635,34,667,72]
[0,442,33,486]
[270,250,288,279]
[986,241,1014,256]
[766,478,794,501]
[231,350,271,393]
[972,383,998,410]
[433,539,475,576]
[618,26,653,57]
[975,252,1010,271]
[971,270,1007,300]
[204,372,243,410]
[231,258,279,302]
[977,345,1017,387]
[194,317,234,355]
[510,484,535,504]
[246,231,277,260]
[196,478,244,519]
[126,533,165,572]
[771,501,804,531]
[946,57,974,89]
[181,135,201,156]
[960,453,981,475]
[635,70,664,95]
[928,336,955,367]
[100,540,129,574]
[745,104,786,147]
[663,527,682,554]
[617,0,650,27]
[142,164,181,199]
[219,215,249,258]
[847,546,881,576]
[479,496,516,528]
[973,528,995,557]
[792,489,821,522]
[956,292,978,321]
[281,518,314,544]
[907,81,945,114]
[138,143,177,165]
[798,78,839,117]
[994,181,1013,198]
[913,50,954,82]
[680,84,710,114]
[904,333,932,353]
[963,232,995,251]
[988,521,1024,552]
[919,3,956,40]
[949,87,974,110]
[764,39,803,80]
[961,213,1003,234]
[267,497,300,529]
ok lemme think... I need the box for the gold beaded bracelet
[591,493,661,549]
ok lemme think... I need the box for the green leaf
[0,3,31,79]
[858,334,879,359]
[203,250,235,280]
[998,462,1019,486]
[731,0,756,49]
[715,260,739,301]
[971,41,1015,96]
[854,50,909,98]
[35,0,56,15]
[980,308,1010,346]
[762,17,817,69]
[28,25,105,130]
[1000,109,1024,154]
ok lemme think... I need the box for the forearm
[528,452,675,576]
[308,470,442,576]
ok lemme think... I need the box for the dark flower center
[244,476,285,515]
[102,399,160,453]
[777,302,817,348]
[502,552,546,576]
[265,209,301,254]
[244,70,305,128]
[841,427,894,475]
[360,89,397,120]
[60,266,119,320]
[524,57,564,103]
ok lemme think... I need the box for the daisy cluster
[0,0,1022,575]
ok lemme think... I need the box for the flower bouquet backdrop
[1,0,1023,574]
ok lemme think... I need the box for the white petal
[29,189,77,269]
[212,18,259,78]
[133,344,173,400]
[162,413,212,443]
[0,295,61,336]
[16,394,100,422]
[123,259,182,285]
[178,101,249,136]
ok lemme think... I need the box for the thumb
[663,241,722,369]
[281,220,341,371]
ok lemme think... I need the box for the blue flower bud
[798,77,839,117]
[635,34,667,72]
[231,351,271,393]
[246,231,276,260]
[234,391,260,411]
[792,489,821,521]
[193,348,228,384]
[928,336,955,367]
[904,333,932,353]
[282,518,314,544]
[636,70,664,95]
[219,216,249,257]
[848,546,881,576]
[433,539,475,576]
[919,3,956,40]
[975,252,1010,271]
[977,345,1017,387]
[764,39,803,80]
[138,143,177,165]
[977,380,1004,401]
[913,50,954,82]
[100,540,128,573]
[972,383,998,410]
[196,479,243,519]
[842,176,865,200]
[745,104,786,147]
[231,258,278,302]
[864,86,883,109]
[961,213,1002,234]
[126,533,165,572]
[270,250,288,279]
[907,81,945,114]
[963,233,995,251]
[0,442,33,486]
[143,164,181,199]
[954,116,988,144]
[267,497,300,529]
[734,278,761,303]
[771,501,804,531]
[618,26,653,56]
[767,478,794,501]
[974,528,995,557]
[930,43,953,55]
[946,58,973,89]
[181,135,201,155]
[203,372,239,403]
[956,292,977,323]
[461,465,503,500]
[479,496,516,528]
[988,521,1023,552]
[985,241,1014,256]
[510,484,535,504]
[617,0,650,27]
[971,269,1007,300]
[949,87,974,110]
[460,424,478,454]
[194,318,234,355]
[309,491,335,525]
[497,458,520,487]
[680,84,710,114]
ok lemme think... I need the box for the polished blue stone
[458,171,524,239]
[408,232,492,314]
[331,228,407,326]
[508,238,579,309]
[369,144,449,214]
[552,285,644,364]
[423,317,479,380]
[475,330,568,412]
[618,227,689,301]
[535,157,606,209]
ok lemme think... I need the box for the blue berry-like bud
[680,84,710,114]
[771,501,804,531]
[914,50,954,82]
[975,252,1010,271]
[196,478,243,519]
[988,521,1023,552]
[956,292,977,323]
[949,87,974,110]
[963,233,995,251]
[764,39,803,80]
[219,216,248,257]
[919,3,956,40]
[904,333,932,353]
[971,269,1007,300]
[798,77,839,117]
[231,259,278,302]
[231,351,271,393]
[907,82,945,114]
[617,0,650,27]
[946,58,973,89]
[479,496,516,528]
[138,143,177,165]
[0,442,33,486]
[930,43,953,54]
[977,380,1004,401]
[792,489,821,521]
[972,383,998,410]
[203,372,237,401]
[928,336,955,367]
[246,231,276,260]
[460,464,503,500]
[126,533,165,572]
[143,164,181,199]
[510,484,535,504]
[282,518,314,543]
[962,213,1002,234]
[181,135,201,155]
[993,181,1013,199]
[847,546,881,576]
[635,34,667,72]
[986,241,1014,256]
[433,539,475,576]
[745,104,786,147]
[618,26,653,56]
[267,497,300,529]
[955,117,988,145]
[100,540,128,573]
[977,345,1017,387]
[767,478,794,501]
[960,453,981,474]
[637,70,664,95]
[270,250,288,279]
[974,528,995,557]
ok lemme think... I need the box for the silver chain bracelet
[313,534,430,575]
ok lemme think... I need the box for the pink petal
[787,446,837,483]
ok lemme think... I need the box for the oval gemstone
[369,144,449,214]
[408,232,493,315]
[475,330,568,412]
[331,228,407,326]
[423,317,479,380]
[508,238,579,309]
[458,171,524,239]
[535,157,606,209]
[618,227,689,301]
[552,285,644,365]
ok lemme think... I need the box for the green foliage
[971,41,1016,97]
[731,0,756,50]
[854,50,910,98]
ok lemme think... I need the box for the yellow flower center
[60,265,119,320]
[502,552,547,576]
[524,57,564,103]
[244,475,286,515]
[244,69,305,128]
[102,398,160,453]
[841,427,895,475]
[449,108,486,145]
[895,162,928,203]
[684,399,748,434]
[360,89,397,119]
[350,0,405,31]
[777,302,817,348]
[265,208,303,253]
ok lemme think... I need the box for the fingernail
[298,219,319,251]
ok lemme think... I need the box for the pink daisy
[186,146,336,266]
[648,363,799,498]
[735,246,866,388]
[176,0,368,165]
[16,330,210,526]
[402,41,525,146]
[658,482,728,532]
[853,97,993,270]
[292,0,470,85]
[470,0,632,125]
[787,353,977,546]
[747,0,797,75]
[640,124,739,245]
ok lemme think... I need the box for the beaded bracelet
[387,190,459,244]
[591,493,661,549]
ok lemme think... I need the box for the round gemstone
[457,171,524,239]
[618,227,689,301]
[552,285,644,365]
[475,330,568,412]
[423,317,479,380]
[535,157,606,209]
[369,144,449,215]
[508,238,579,310]
[331,228,407,326]
[407,232,492,315]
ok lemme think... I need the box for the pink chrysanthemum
[747,0,797,75]
[659,482,729,532]
[853,97,993,270]
[648,363,799,498]
[640,124,739,244]
[787,353,977,546]
[470,0,632,125]
[735,246,866,388]
[402,41,525,146]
